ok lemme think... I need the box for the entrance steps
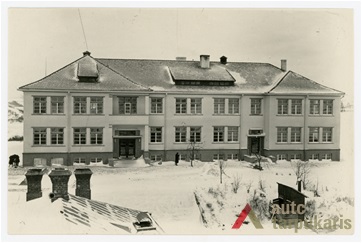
[109,156,149,168]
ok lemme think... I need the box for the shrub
[231,174,242,193]
[304,200,316,220]
[249,190,270,220]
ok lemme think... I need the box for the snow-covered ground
[7,112,355,235]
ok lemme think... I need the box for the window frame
[190,126,202,143]
[227,126,239,142]
[214,98,225,114]
[175,98,187,114]
[33,128,47,145]
[51,96,64,114]
[190,98,202,114]
[175,127,187,143]
[90,127,103,145]
[150,97,163,114]
[150,127,162,143]
[74,97,87,114]
[213,126,224,142]
[277,99,289,115]
[73,128,86,145]
[309,127,320,143]
[228,98,239,114]
[277,127,288,143]
[291,99,302,115]
[250,98,262,115]
[90,97,103,114]
[291,127,302,143]
[51,128,64,145]
[33,96,47,114]
[322,127,333,143]
[323,100,333,115]
[309,99,320,115]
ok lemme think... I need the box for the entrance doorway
[119,139,135,158]
[247,137,264,155]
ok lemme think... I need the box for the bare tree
[253,151,263,171]
[187,139,202,167]
[218,159,227,184]
[291,159,311,190]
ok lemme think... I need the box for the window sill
[32,113,64,116]
[149,142,164,145]
[110,114,146,116]
[249,114,263,116]
[276,142,302,145]
[150,113,164,115]
[309,114,334,117]
[32,145,66,147]
[73,144,105,146]
[73,114,105,116]
[276,114,303,117]
[212,114,239,116]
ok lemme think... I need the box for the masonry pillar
[74,168,93,199]
[25,168,45,201]
[48,168,72,202]
[144,125,149,159]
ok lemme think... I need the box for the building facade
[19,51,343,166]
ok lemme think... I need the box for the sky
[7,8,354,103]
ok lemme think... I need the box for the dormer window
[77,63,99,82]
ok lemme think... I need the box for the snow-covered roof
[11,193,162,234]
[19,54,344,95]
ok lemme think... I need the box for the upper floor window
[175,98,187,114]
[151,98,163,114]
[309,127,319,143]
[277,127,288,143]
[33,96,47,114]
[119,97,137,114]
[228,98,239,114]
[150,127,162,143]
[278,99,288,115]
[322,127,333,142]
[190,98,202,114]
[228,126,239,142]
[190,127,201,143]
[291,127,302,143]
[291,99,302,115]
[323,100,333,115]
[214,98,225,114]
[175,127,186,143]
[74,128,86,145]
[90,128,103,145]
[74,97,87,114]
[51,97,64,114]
[250,98,262,115]
[33,128,46,145]
[310,100,320,115]
[90,97,103,114]
[213,127,224,142]
[51,128,64,145]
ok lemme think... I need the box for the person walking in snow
[175,152,179,166]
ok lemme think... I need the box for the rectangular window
[277,154,287,160]
[51,96,64,114]
[228,98,239,114]
[74,97,87,114]
[33,96,47,114]
[150,127,162,143]
[228,127,239,142]
[291,99,302,115]
[291,154,302,160]
[190,127,201,143]
[90,128,103,145]
[73,128,86,145]
[33,128,47,145]
[277,127,288,143]
[322,127,333,142]
[227,154,238,160]
[90,158,103,163]
[90,97,103,114]
[213,154,224,161]
[150,155,162,162]
[291,127,302,143]
[214,98,225,114]
[190,98,202,114]
[323,154,332,160]
[323,100,333,115]
[310,100,320,115]
[151,98,163,114]
[119,97,137,114]
[309,154,319,160]
[250,98,262,115]
[51,128,64,145]
[309,127,319,143]
[175,127,186,143]
[74,158,86,164]
[278,99,288,115]
[213,127,224,142]
[175,98,187,114]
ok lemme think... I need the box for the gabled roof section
[19,55,149,91]
[268,71,344,95]
[168,62,235,82]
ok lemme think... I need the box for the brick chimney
[74,168,93,199]
[220,56,227,65]
[25,168,45,201]
[297,178,302,192]
[281,59,287,71]
[83,51,91,57]
[48,168,72,202]
[200,55,210,69]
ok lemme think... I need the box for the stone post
[48,168,72,202]
[74,168,93,199]
[25,168,45,201]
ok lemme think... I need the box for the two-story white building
[19,51,343,166]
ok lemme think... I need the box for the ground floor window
[227,154,238,160]
[290,154,302,160]
[213,154,224,161]
[34,158,47,166]
[74,158,86,164]
[90,158,103,163]
[150,155,162,162]
[277,154,287,160]
[322,154,332,160]
[51,158,64,165]
[309,154,319,160]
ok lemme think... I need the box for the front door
[248,137,264,155]
[119,139,135,158]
